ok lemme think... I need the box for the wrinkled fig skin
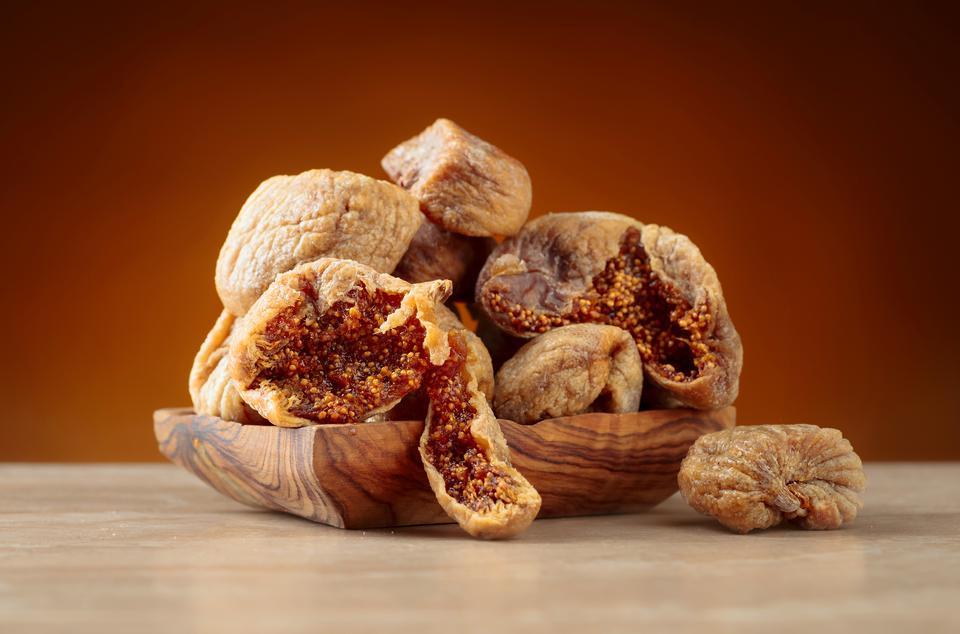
[494,325,643,424]
[476,211,743,410]
[477,212,635,321]
[230,258,453,428]
[678,425,866,534]
[188,310,266,425]
[433,304,495,401]
[216,169,421,316]
[381,119,532,237]
[393,214,494,300]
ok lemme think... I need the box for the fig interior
[248,280,515,512]
[423,335,519,511]
[250,282,432,423]
[488,228,717,382]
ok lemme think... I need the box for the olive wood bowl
[153,406,735,529]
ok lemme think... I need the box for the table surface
[1,463,957,634]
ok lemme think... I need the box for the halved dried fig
[476,212,742,410]
[216,169,421,316]
[188,310,266,424]
[420,331,541,539]
[380,304,493,422]
[229,258,452,428]
[493,324,643,424]
[433,304,494,401]
[228,258,539,538]
[678,425,866,533]
[381,119,532,237]
[393,214,493,300]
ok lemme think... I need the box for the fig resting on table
[678,425,866,534]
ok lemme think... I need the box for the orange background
[1,2,957,461]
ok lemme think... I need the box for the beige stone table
[1,463,957,633]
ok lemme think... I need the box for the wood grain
[154,406,735,529]
[503,408,736,517]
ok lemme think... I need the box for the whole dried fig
[216,169,421,316]
[393,214,493,300]
[188,310,266,424]
[476,211,742,410]
[229,258,452,428]
[420,330,541,539]
[678,425,866,533]
[493,324,643,424]
[381,118,532,237]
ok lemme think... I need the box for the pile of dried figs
[189,118,865,538]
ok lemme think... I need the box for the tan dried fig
[493,324,643,424]
[393,214,493,300]
[476,212,742,410]
[678,425,866,533]
[381,119,532,237]
[188,310,266,424]
[229,258,452,428]
[420,331,541,539]
[216,169,421,316]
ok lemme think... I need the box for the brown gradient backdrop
[1,2,957,461]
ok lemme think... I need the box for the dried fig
[393,214,493,300]
[381,119,532,237]
[493,324,643,424]
[380,304,493,422]
[678,425,866,533]
[433,304,494,401]
[229,258,452,428]
[420,330,541,539]
[476,212,742,410]
[188,310,266,424]
[216,169,421,316]
[228,257,540,538]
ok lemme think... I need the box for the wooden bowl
[154,407,735,529]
